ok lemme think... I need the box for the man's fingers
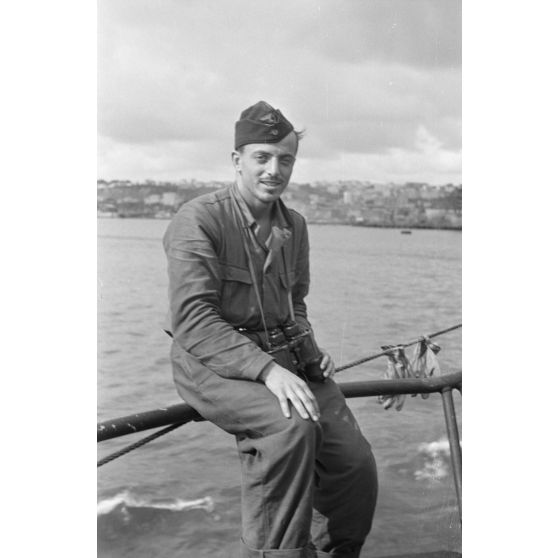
[295,383,318,406]
[281,385,318,422]
[292,385,319,421]
[322,362,335,378]
[290,396,309,420]
[263,365,321,421]
[277,394,291,419]
[319,351,335,378]
[289,386,316,420]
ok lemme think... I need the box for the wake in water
[97,490,227,557]
[414,438,461,481]
[98,491,214,516]
[387,437,461,482]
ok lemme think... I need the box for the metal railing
[98,371,462,518]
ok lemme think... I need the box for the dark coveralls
[163,185,378,558]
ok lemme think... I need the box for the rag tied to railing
[378,337,442,411]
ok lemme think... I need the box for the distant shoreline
[97,215,461,232]
[98,180,462,231]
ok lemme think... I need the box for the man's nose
[266,157,279,176]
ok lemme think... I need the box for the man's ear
[231,151,242,173]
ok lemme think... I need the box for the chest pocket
[219,263,255,326]
[221,263,252,284]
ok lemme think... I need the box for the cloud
[293,124,461,185]
[98,0,461,183]
[284,0,462,68]
[99,124,461,186]
[98,136,235,183]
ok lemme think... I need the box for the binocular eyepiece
[266,321,324,382]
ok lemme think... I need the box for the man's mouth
[260,181,282,187]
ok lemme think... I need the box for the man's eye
[256,156,268,163]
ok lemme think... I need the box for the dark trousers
[172,343,378,558]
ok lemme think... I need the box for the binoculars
[266,321,324,382]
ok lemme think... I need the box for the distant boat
[401,230,412,235]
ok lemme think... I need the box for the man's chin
[257,191,283,203]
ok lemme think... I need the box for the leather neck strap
[230,193,271,345]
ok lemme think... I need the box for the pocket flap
[220,263,252,284]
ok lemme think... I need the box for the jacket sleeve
[163,204,274,381]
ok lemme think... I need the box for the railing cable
[97,421,187,468]
[335,323,462,372]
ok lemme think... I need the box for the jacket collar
[230,183,293,232]
[230,184,293,272]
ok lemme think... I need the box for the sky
[98,0,461,185]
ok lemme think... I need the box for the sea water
[97,218,462,557]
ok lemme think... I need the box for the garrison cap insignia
[259,111,279,125]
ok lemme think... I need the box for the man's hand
[319,350,335,379]
[260,363,320,421]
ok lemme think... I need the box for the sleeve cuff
[245,351,275,382]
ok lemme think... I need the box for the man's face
[232,131,298,211]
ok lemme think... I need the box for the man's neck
[235,182,274,222]
[251,204,273,223]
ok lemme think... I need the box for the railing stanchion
[441,387,462,521]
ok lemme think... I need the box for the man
[164,101,378,558]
